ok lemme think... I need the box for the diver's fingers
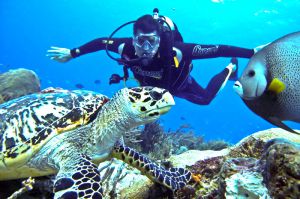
[50,46,64,50]
[50,56,65,62]
[46,54,59,57]
[46,52,63,58]
[48,47,63,52]
[48,47,70,53]
[50,46,70,52]
[47,49,66,53]
[48,55,59,60]
[49,57,58,61]
[46,54,61,59]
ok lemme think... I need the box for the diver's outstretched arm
[47,37,132,63]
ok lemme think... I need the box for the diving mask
[133,32,160,58]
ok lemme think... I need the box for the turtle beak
[158,91,175,115]
[158,106,172,115]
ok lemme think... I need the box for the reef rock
[97,159,156,199]
[219,158,270,198]
[236,128,300,144]
[177,128,300,198]
[224,171,270,198]
[168,149,229,168]
[229,128,300,159]
[262,138,300,198]
[0,68,40,104]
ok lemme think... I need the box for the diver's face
[133,30,160,58]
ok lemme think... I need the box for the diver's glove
[46,46,73,63]
[109,74,123,85]
[254,43,271,54]
[228,57,238,81]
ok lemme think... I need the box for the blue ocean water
[1,0,300,143]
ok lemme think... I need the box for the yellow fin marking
[268,78,286,94]
[174,56,179,68]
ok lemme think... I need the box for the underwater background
[1,0,300,143]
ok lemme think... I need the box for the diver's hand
[46,46,72,63]
[254,43,271,54]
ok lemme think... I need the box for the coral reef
[223,171,269,198]
[228,136,265,159]
[239,128,300,143]
[0,68,40,104]
[168,149,229,168]
[2,124,299,198]
[218,158,270,198]
[189,156,226,198]
[125,121,229,161]
[166,128,300,198]
[262,138,300,198]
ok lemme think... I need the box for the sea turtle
[0,87,191,198]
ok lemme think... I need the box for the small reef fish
[75,84,84,89]
[94,80,101,84]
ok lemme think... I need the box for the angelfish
[233,31,300,134]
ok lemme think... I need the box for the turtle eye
[150,91,162,100]
[248,70,255,77]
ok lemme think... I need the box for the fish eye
[248,70,255,77]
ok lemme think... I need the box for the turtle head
[118,86,175,123]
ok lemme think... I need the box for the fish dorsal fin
[267,117,300,135]
[268,78,285,94]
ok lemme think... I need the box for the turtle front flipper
[53,154,103,199]
[111,141,192,191]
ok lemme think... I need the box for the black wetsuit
[71,38,254,105]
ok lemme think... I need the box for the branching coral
[125,121,229,161]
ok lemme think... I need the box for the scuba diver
[47,9,265,105]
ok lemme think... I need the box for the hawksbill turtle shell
[0,87,191,198]
[0,89,108,170]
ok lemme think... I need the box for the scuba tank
[153,8,183,43]
[152,8,184,91]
